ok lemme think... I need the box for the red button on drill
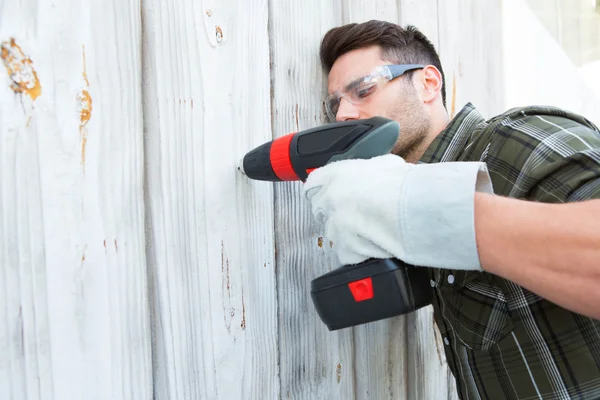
[348,277,374,302]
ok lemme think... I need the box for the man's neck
[405,113,451,163]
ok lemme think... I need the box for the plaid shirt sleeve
[484,106,600,202]
[424,105,600,400]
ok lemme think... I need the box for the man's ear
[420,65,443,104]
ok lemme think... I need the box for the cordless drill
[239,117,432,330]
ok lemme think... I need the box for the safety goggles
[324,64,425,121]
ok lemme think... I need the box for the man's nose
[336,97,360,122]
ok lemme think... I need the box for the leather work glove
[302,154,494,270]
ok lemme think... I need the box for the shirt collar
[418,102,486,164]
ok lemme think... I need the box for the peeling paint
[80,131,88,169]
[79,89,92,125]
[329,240,333,248]
[206,9,213,17]
[317,237,323,248]
[226,258,230,291]
[221,240,234,333]
[80,244,88,269]
[221,240,230,294]
[215,26,224,43]
[240,292,246,330]
[78,45,92,170]
[1,38,42,101]
[335,362,342,384]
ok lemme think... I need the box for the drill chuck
[240,139,288,181]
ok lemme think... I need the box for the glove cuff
[399,162,493,270]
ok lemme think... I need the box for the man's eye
[355,83,376,98]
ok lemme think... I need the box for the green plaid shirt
[419,103,600,400]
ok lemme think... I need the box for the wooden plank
[267,1,367,399]
[406,306,458,400]
[142,0,279,398]
[350,319,409,400]
[437,0,505,119]
[398,0,440,43]
[342,0,400,23]
[0,0,151,399]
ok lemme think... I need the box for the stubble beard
[387,88,432,163]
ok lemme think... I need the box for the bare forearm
[475,193,600,319]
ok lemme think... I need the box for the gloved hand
[302,154,494,270]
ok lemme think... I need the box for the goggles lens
[324,64,424,121]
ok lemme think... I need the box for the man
[304,20,600,399]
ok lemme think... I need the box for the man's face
[327,45,432,161]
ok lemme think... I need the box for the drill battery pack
[310,259,433,331]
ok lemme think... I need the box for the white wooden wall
[2,0,596,399]
[0,0,151,398]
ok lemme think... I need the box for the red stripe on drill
[270,133,299,181]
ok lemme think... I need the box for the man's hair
[319,20,446,108]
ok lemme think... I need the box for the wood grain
[0,0,151,398]
[268,1,358,398]
[437,0,505,118]
[342,0,400,23]
[142,0,278,398]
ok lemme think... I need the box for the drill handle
[291,116,399,181]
